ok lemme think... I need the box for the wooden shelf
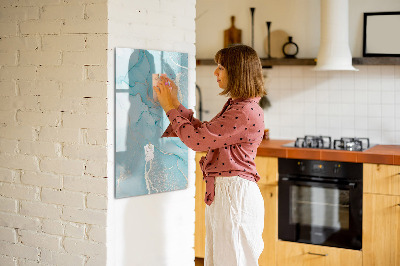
[352,57,400,65]
[196,57,400,67]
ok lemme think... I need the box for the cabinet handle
[397,204,400,207]
[307,252,328,256]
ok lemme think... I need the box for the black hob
[283,135,372,151]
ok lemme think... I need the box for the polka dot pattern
[161,97,265,206]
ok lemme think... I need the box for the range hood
[314,0,358,71]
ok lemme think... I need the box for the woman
[154,44,266,266]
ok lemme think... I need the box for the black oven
[278,158,363,250]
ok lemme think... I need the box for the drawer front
[364,164,400,196]
[277,241,362,266]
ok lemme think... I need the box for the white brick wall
[0,0,108,265]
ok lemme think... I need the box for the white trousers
[205,176,264,266]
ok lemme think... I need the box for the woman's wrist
[164,104,175,114]
[173,100,181,109]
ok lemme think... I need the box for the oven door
[278,176,362,250]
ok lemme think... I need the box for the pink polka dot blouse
[161,97,265,205]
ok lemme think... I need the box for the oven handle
[280,177,357,189]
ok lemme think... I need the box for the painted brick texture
[0,0,108,265]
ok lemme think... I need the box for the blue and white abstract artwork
[115,48,189,198]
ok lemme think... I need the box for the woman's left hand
[153,77,175,113]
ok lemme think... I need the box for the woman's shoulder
[232,97,262,112]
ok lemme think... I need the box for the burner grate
[287,136,371,151]
[295,135,332,149]
[333,137,370,151]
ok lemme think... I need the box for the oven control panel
[281,158,362,180]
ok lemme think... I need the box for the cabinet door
[364,164,400,196]
[363,193,400,266]
[259,185,278,266]
[195,152,207,258]
[277,241,362,266]
[255,156,278,186]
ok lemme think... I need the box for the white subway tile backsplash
[381,66,395,77]
[341,104,355,116]
[367,66,381,76]
[355,116,368,130]
[382,117,396,131]
[382,90,395,104]
[304,102,316,115]
[355,128,368,138]
[196,65,400,144]
[316,103,330,115]
[328,88,342,103]
[382,105,395,118]
[279,77,291,89]
[367,77,381,91]
[291,67,303,78]
[354,89,368,104]
[382,131,396,144]
[341,71,355,81]
[355,104,368,117]
[291,78,304,90]
[278,67,292,78]
[342,117,355,129]
[316,116,330,128]
[304,90,316,104]
[329,103,341,116]
[316,89,329,103]
[368,129,382,144]
[316,77,329,90]
[328,75,341,89]
[396,105,400,117]
[292,92,304,103]
[367,91,381,104]
[368,117,382,131]
[341,89,354,104]
[342,128,355,137]
[280,114,292,127]
[329,116,342,130]
[381,78,395,91]
[396,90,400,104]
[278,126,292,138]
[304,126,317,136]
[303,67,316,78]
[367,104,382,118]
[395,66,400,78]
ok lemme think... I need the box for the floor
[195,257,204,266]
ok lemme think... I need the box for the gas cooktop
[282,135,374,151]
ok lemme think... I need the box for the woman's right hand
[159,76,180,108]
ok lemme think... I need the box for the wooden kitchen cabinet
[258,184,278,266]
[276,241,362,266]
[255,156,278,186]
[364,163,400,196]
[195,152,207,258]
[363,163,400,266]
[363,193,400,266]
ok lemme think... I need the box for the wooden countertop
[257,139,400,165]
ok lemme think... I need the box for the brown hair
[214,44,266,99]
